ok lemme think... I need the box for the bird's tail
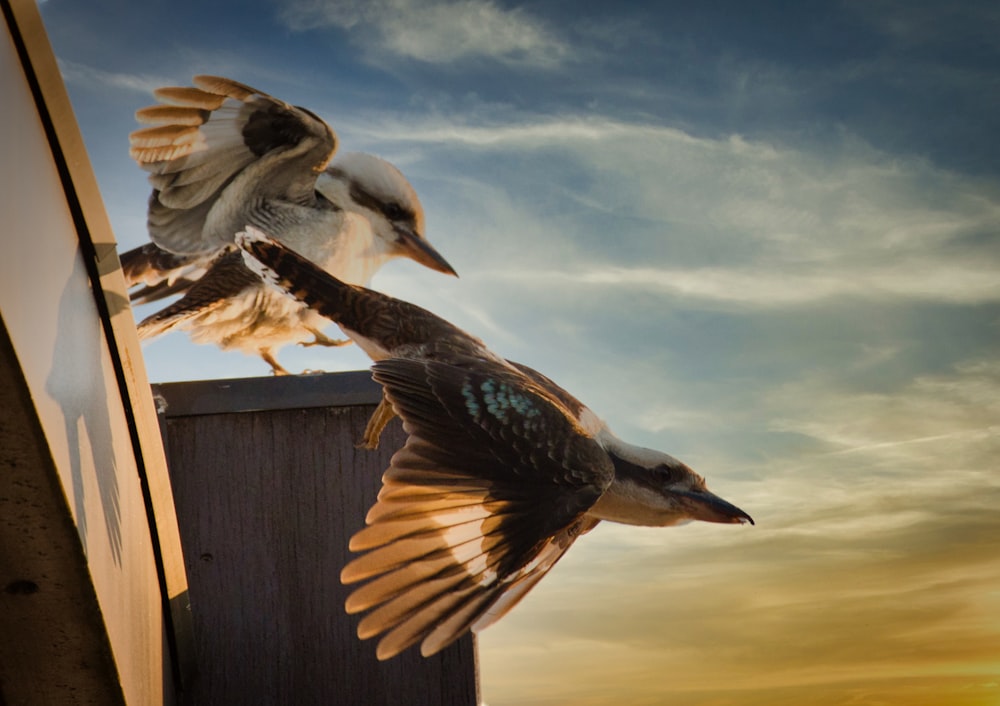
[132,249,261,341]
[133,288,219,340]
[120,242,203,303]
[135,311,182,340]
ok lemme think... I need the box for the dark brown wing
[129,75,337,254]
[506,360,590,423]
[237,227,479,359]
[342,357,614,659]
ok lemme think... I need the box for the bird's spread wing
[342,357,614,659]
[134,250,261,339]
[129,75,337,254]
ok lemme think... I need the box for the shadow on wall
[45,248,123,565]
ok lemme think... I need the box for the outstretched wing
[342,357,613,659]
[129,75,337,254]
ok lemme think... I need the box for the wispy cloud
[347,111,1000,312]
[56,58,173,95]
[768,358,1000,466]
[277,0,570,67]
[849,0,1000,50]
[349,114,658,146]
[481,355,1000,704]
[475,260,1000,307]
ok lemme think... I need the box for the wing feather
[345,554,467,614]
[364,492,496,522]
[351,501,513,549]
[342,357,614,658]
[470,517,600,633]
[374,586,489,661]
[134,104,210,126]
[129,76,336,254]
[152,85,229,108]
[358,572,472,640]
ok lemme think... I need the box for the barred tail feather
[235,226,355,326]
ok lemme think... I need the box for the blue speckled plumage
[460,381,481,417]
[472,378,542,423]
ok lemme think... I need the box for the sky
[37,0,1000,703]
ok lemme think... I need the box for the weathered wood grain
[159,377,479,706]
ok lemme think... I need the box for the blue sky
[40,1,1000,703]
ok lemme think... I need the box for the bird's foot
[261,350,291,376]
[300,329,352,348]
[357,395,396,450]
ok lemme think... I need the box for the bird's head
[320,152,457,276]
[592,436,754,528]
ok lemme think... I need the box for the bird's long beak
[676,488,754,525]
[394,226,458,277]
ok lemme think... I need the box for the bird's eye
[656,464,680,482]
[383,203,407,221]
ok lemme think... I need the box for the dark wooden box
[155,372,479,706]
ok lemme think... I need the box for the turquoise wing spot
[475,379,542,422]
[462,381,481,417]
[481,379,500,416]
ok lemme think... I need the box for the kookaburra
[122,75,456,374]
[236,226,753,660]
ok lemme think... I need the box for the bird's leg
[359,392,397,450]
[300,327,352,348]
[260,349,291,376]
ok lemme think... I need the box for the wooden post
[155,372,480,706]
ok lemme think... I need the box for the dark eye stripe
[607,454,680,488]
[350,183,414,223]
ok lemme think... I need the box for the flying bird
[236,226,754,660]
[123,75,456,374]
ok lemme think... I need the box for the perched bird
[123,75,456,374]
[236,226,754,660]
